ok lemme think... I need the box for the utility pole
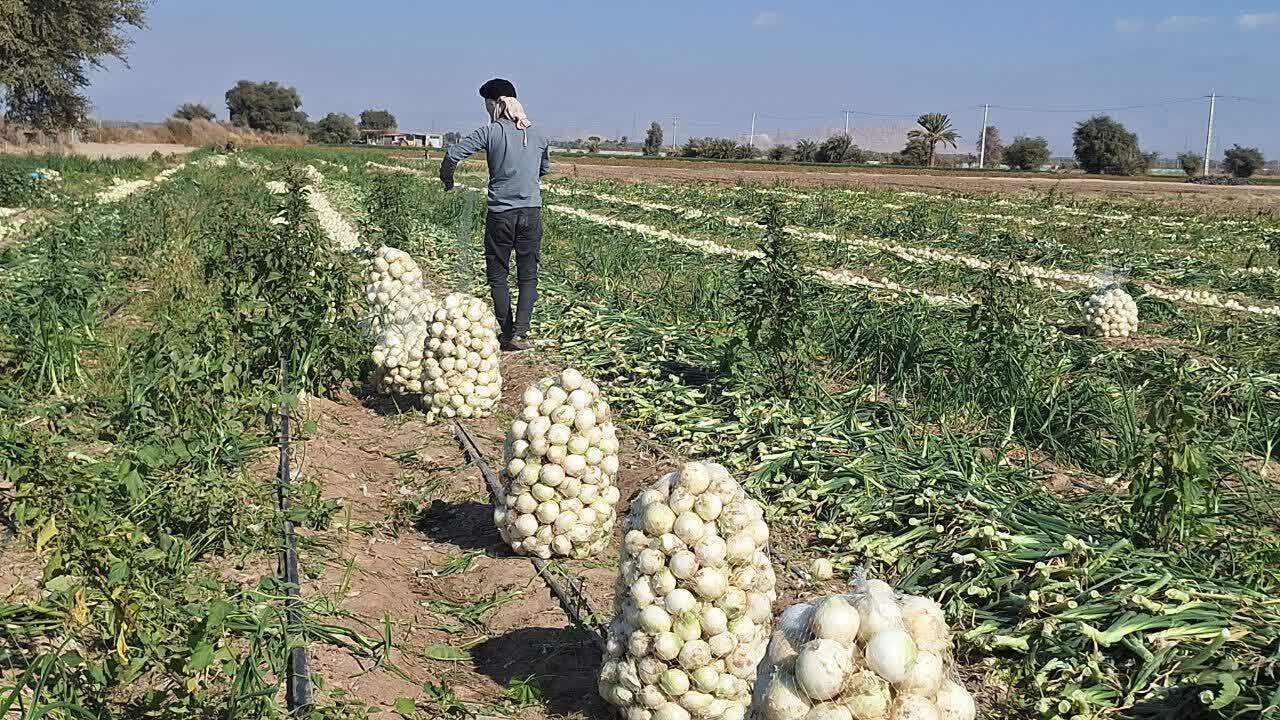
[748,112,757,148]
[842,109,853,136]
[671,116,678,152]
[978,103,990,169]
[1202,92,1216,176]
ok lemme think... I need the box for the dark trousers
[484,206,542,338]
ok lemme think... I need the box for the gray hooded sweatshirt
[440,119,551,212]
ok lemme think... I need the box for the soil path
[268,350,679,718]
[551,160,1280,210]
[274,338,837,718]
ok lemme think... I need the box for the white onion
[670,551,699,579]
[933,680,975,720]
[810,596,860,645]
[701,606,728,637]
[653,632,682,661]
[659,669,690,696]
[793,639,849,702]
[839,670,892,720]
[863,629,916,685]
[645,504,677,536]
[693,568,728,599]
[673,513,706,544]
[887,695,939,720]
[761,668,811,720]
[666,589,697,614]
[898,651,944,697]
[641,605,673,634]
[899,596,950,654]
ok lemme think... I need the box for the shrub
[767,144,793,161]
[1222,145,1264,178]
[1073,115,1149,175]
[1004,136,1051,171]
[1177,152,1203,177]
[173,103,216,121]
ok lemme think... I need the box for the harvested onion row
[496,368,621,559]
[751,576,975,720]
[600,462,777,720]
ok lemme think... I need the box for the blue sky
[89,1,1280,156]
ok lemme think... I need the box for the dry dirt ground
[266,347,833,719]
[551,160,1280,211]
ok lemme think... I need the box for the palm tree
[907,113,961,167]
[794,139,819,162]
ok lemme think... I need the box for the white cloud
[1113,18,1144,32]
[752,10,780,29]
[1157,15,1214,31]
[1238,12,1279,30]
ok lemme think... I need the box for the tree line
[627,113,1267,178]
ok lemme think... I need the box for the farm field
[546,158,1280,209]
[1,145,1278,720]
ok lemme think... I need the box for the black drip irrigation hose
[276,353,312,713]
[450,419,609,653]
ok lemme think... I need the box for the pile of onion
[365,246,433,334]
[420,292,502,419]
[372,324,429,395]
[750,576,976,720]
[496,368,621,558]
[1084,286,1138,338]
[599,461,777,720]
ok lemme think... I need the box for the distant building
[360,130,443,148]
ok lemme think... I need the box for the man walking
[440,78,550,351]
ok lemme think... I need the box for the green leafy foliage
[225,80,307,133]
[0,0,148,128]
[358,109,397,132]
[310,113,359,144]
[1177,151,1203,177]
[1073,115,1152,175]
[643,121,664,155]
[907,112,961,167]
[172,102,216,121]
[816,133,863,163]
[1128,362,1217,547]
[1003,136,1051,171]
[1222,144,1264,179]
[722,204,824,396]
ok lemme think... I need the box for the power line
[986,97,1203,113]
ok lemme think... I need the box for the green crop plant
[722,204,826,398]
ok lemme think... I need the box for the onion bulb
[793,639,850,702]
[760,668,812,720]
[839,670,892,720]
[864,629,916,685]
[933,680,975,720]
[810,595,860,645]
[898,651,944,697]
[887,695,939,720]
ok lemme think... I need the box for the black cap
[479,78,517,100]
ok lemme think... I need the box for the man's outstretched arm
[440,125,490,189]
